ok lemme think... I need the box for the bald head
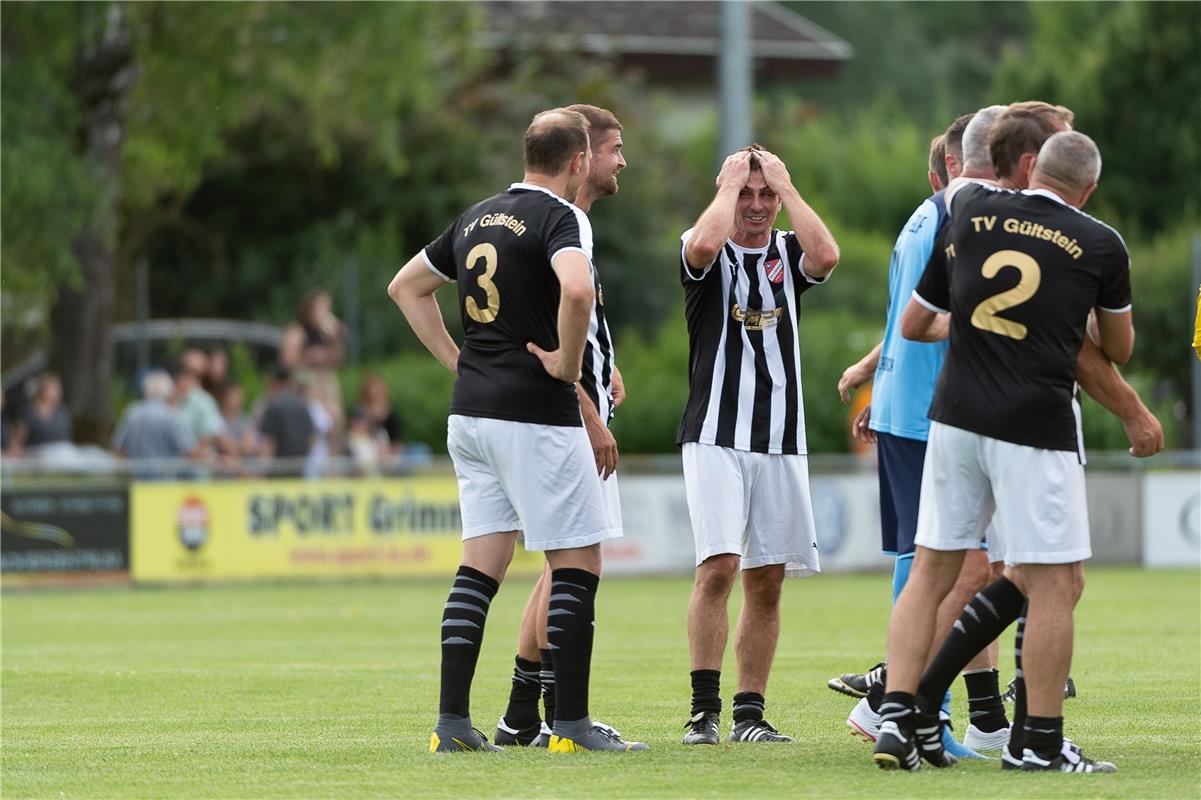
[524,108,590,175]
[961,105,1006,174]
[1032,131,1101,200]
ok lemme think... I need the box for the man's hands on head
[754,150,793,194]
[715,150,752,190]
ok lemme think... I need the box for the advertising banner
[130,477,544,582]
[1142,471,1201,568]
[1,486,129,573]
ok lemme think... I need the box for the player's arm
[900,297,950,342]
[387,254,460,374]
[838,340,882,402]
[1076,337,1162,457]
[757,151,839,276]
[575,383,618,479]
[1093,308,1134,366]
[527,252,594,383]
[684,152,751,270]
[610,364,626,408]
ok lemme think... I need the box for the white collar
[1022,187,1070,206]
[509,181,564,201]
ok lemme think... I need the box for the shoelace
[593,723,623,741]
[684,713,718,732]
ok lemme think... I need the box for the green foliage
[992,1,1201,238]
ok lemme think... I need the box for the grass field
[3,568,1199,798]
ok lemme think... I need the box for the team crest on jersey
[764,257,784,284]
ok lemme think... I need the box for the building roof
[474,1,853,81]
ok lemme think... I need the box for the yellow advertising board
[130,477,544,582]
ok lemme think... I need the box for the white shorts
[682,442,820,578]
[447,415,620,551]
[915,422,1090,566]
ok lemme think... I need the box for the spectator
[347,406,384,475]
[172,351,225,454]
[219,382,258,458]
[11,372,72,456]
[280,289,345,453]
[355,372,404,457]
[203,346,230,399]
[258,366,314,475]
[112,371,199,463]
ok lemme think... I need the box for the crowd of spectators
[1,290,421,478]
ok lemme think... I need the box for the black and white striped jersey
[676,227,828,455]
[579,266,616,425]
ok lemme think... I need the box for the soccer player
[388,108,645,753]
[494,103,628,748]
[678,145,839,744]
[831,109,1012,757]
[873,131,1132,773]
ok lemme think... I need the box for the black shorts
[876,431,927,557]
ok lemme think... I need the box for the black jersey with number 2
[422,182,593,427]
[914,181,1132,452]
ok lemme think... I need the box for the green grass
[3,568,1199,798]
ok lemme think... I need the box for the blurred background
[2,1,1198,583]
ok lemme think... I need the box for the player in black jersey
[872,132,1131,774]
[494,104,629,748]
[678,145,840,745]
[388,108,645,753]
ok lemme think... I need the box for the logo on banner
[764,257,784,284]
[178,497,210,552]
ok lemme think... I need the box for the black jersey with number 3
[914,181,1132,452]
[422,182,593,427]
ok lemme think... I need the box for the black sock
[1024,715,1064,761]
[879,691,915,729]
[916,576,1025,712]
[866,665,887,713]
[438,565,499,717]
[732,692,765,724]
[539,647,556,728]
[546,568,599,723]
[963,668,1009,733]
[503,655,542,729]
[690,669,721,716]
[1007,604,1029,761]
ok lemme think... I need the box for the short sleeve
[547,205,593,265]
[422,220,459,282]
[1096,232,1132,313]
[782,230,827,293]
[913,223,952,314]
[680,228,716,283]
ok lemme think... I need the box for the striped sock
[539,648,556,728]
[879,691,916,728]
[503,655,542,729]
[732,692,765,724]
[438,565,499,718]
[1024,715,1064,762]
[547,568,599,723]
[963,668,1008,733]
[1006,604,1029,762]
[917,576,1025,712]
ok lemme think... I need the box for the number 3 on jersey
[465,243,500,323]
[970,249,1041,340]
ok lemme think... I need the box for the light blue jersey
[869,192,949,442]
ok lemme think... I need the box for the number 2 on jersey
[465,243,500,323]
[970,249,1041,340]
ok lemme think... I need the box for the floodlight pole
[718,0,753,166]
